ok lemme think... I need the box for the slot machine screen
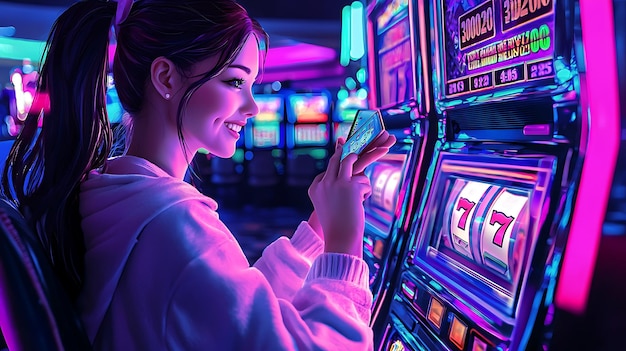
[334,94,368,142]
[254,95,284,122]
[439,0,556,99]
[294,124,328,147]
[288,94,330,123]
[251,123,280,148]
[372,0,417,108]
[412,152,555,316]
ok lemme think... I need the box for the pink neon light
[264,43,336,68]
[554,0,620,314]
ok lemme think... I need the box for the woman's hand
[307,132,396,243]
[352,131,396,175]
[308,134,393,257]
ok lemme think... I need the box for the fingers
[353,133,397,174]
[353,146,390,174]
[338,153,358,180]
[353,173,372,200]
[325,139,345,178]
[308,172,325,198]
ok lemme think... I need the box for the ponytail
[1,1,116,299]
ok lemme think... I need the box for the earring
[164,93,171,100]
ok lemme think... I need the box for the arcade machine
[363,0,436,325]
[375,0,607,350]
[284,91,332,207]
[332,92,368,143]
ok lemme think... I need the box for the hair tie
[113,0,133,33]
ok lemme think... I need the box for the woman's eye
[224,78,245,89]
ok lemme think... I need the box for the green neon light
[340,5,351,66]
[0,37,45,62]
[349,1,365,61]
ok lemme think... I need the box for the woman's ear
[150,56,179,100]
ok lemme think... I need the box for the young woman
[2,0,395,349]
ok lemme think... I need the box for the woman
[2,0,395,349]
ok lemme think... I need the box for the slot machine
[375,0,611,350]
[332,92,368,143]
[244,94,286,176]
[284,92,332,206]
[241,94,286,205]
[364,0,436,325]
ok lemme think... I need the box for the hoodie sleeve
[165,242,373,351]
[253,221,325,301]
[157,203,373,351]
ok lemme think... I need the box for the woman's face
[181,35,260,158]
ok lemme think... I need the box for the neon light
[356,88,368,100]
[10,72,25,117]
[337,88,349,101]
[345,76,357,90]
[341,5,351,66]
[350,1,365,61]
[555,0,620,314]
[356,67,367,83]
[0,37,45,62]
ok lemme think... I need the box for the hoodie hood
[77,155,217,342]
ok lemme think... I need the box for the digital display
[252,123,280,148]
[254,95,284,122]
[288,94,329,123]
[294,124,328,146]
[375,0,415,107]
[412,153,555,316]
[441,0,555,98]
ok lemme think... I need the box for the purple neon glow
[264,42,336,68]
[554,0,620,314]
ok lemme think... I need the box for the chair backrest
[0,198,92,351]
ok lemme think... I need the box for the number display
[527,58,554,80]
[470,72,493,91]
[447,78,470,96]
[502,0,553,32]
[494,64,526,86]
[450,181,491,259]
[480,190,528,276]
[459,0,496,49]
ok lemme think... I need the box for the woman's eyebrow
[228,64,251,74]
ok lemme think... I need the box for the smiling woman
[0,0,395,350]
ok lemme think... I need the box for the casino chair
[0,198,92,351]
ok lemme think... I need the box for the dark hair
[1,0,268,299]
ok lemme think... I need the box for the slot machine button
[427,297,445,331]
[448,315,467,350]
[401,279,417,301]
[471,336,488,351]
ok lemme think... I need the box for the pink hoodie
[77,155,373,350]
